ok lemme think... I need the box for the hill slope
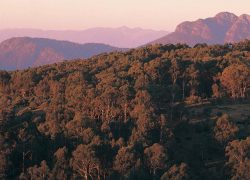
[152,12,250,46]
[0,27,168,48]
[0,41,249,179]
[0,37,123,70]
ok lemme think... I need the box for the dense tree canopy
[0,41,249,179]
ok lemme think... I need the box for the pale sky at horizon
[0,0,249,31]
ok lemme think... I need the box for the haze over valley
[1,12,250,70]
[0,27,168,48]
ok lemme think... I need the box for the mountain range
[0,27,168,48]
[0,37,123,70]
[152,12,250,46]
[1,12,250,71]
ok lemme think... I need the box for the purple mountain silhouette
[151,12,250,46]
[0,27,168,48]
[0,37,124,70]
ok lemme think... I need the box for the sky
[0,0,249,31]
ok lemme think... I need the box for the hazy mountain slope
[225,14,250,42]
[151,12,250,46]
[0,37,123,70]
[0,27,168,48]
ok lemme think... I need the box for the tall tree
[70,144,99,180]
[225,137,250,180]
[144,143,168,176]
[20,160,50,180]
[113,146,137,176]
[50,147,69,180]
[214,114,238,145]
[220,63,250,99]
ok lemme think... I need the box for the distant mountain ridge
[151,12,250,46]
[0,37,123,70]
[0,27,168,48]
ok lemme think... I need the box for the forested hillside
[0,40,250,179]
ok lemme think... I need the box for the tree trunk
[182,79,185,100]
[124,103,127,123]
[22,151,25,174]
[153,169,157,180]
[97,166,101,180]
[85,174,88,180]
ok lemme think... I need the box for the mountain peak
[118,26,130,29]
[151,12,250,46]
[215,12,238,20]
[239,14,250,21]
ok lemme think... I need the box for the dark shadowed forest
[0,40,250,180]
